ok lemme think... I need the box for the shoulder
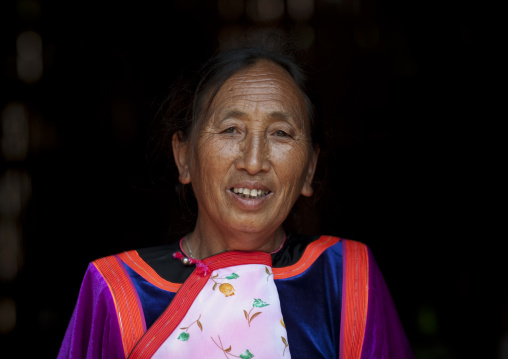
[89,242,179,272]
[91,241,194,284]
[273,234,374,271]
[91,242,180,264]
[59,264,125,359]
[272,233,344,268]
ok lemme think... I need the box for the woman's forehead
[208,60,308,123]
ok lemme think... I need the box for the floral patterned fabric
[153,264,290,358]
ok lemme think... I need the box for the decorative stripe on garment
[340,240,369,359]
[93,255,146,358]
[118,250,182,292]
[114,235,339,294]
[273,235,340,279]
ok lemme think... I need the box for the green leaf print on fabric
[253,299,269,308]
[244,299,270,327]
[225,273,239,279]
[239,349,254,359]
[211,335,255,358]
[177,332,190,341]
[177,315,202,342]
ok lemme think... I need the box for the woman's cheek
[272,142,309,166]
[222,139,238,156]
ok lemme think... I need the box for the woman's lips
[227,184,273,210]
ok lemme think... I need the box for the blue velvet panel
[123,265,176,329]
[274,241,343,359]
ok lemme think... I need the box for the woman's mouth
[231,187,271,199]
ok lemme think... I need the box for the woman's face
[174,60,318,237]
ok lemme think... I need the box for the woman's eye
[222,127,236,134]
[275,130,289,137]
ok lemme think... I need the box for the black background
[0,0,503,358]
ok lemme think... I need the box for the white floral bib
[152,262,290,358]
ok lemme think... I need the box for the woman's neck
[186,220,285,260]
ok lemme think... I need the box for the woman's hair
[164,39,322,144]
[148,31,327,235]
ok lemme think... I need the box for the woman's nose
[235,132,270,174]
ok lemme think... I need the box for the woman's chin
[219,191,288,237]
[225,220,271,236]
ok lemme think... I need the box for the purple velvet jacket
[58,236,413,358]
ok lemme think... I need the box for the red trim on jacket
[93,256,145,358]
[273,235,340,279]
[117,250,182,292]
[340,239,369,359]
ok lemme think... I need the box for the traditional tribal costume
[58,235,413,358]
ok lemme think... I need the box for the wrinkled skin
[173,60,319,259]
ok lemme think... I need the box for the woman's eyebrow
[269,111,292,121]
[220,109,246,120]
[218,109,300,126]
[269,111,302,127]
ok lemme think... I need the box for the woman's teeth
[232,188,270,198]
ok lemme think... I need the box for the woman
[58,43,413,358]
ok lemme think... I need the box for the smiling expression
[174,60,318,239]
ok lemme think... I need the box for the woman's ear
[301,145,320,197]
[172,132,191,184]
